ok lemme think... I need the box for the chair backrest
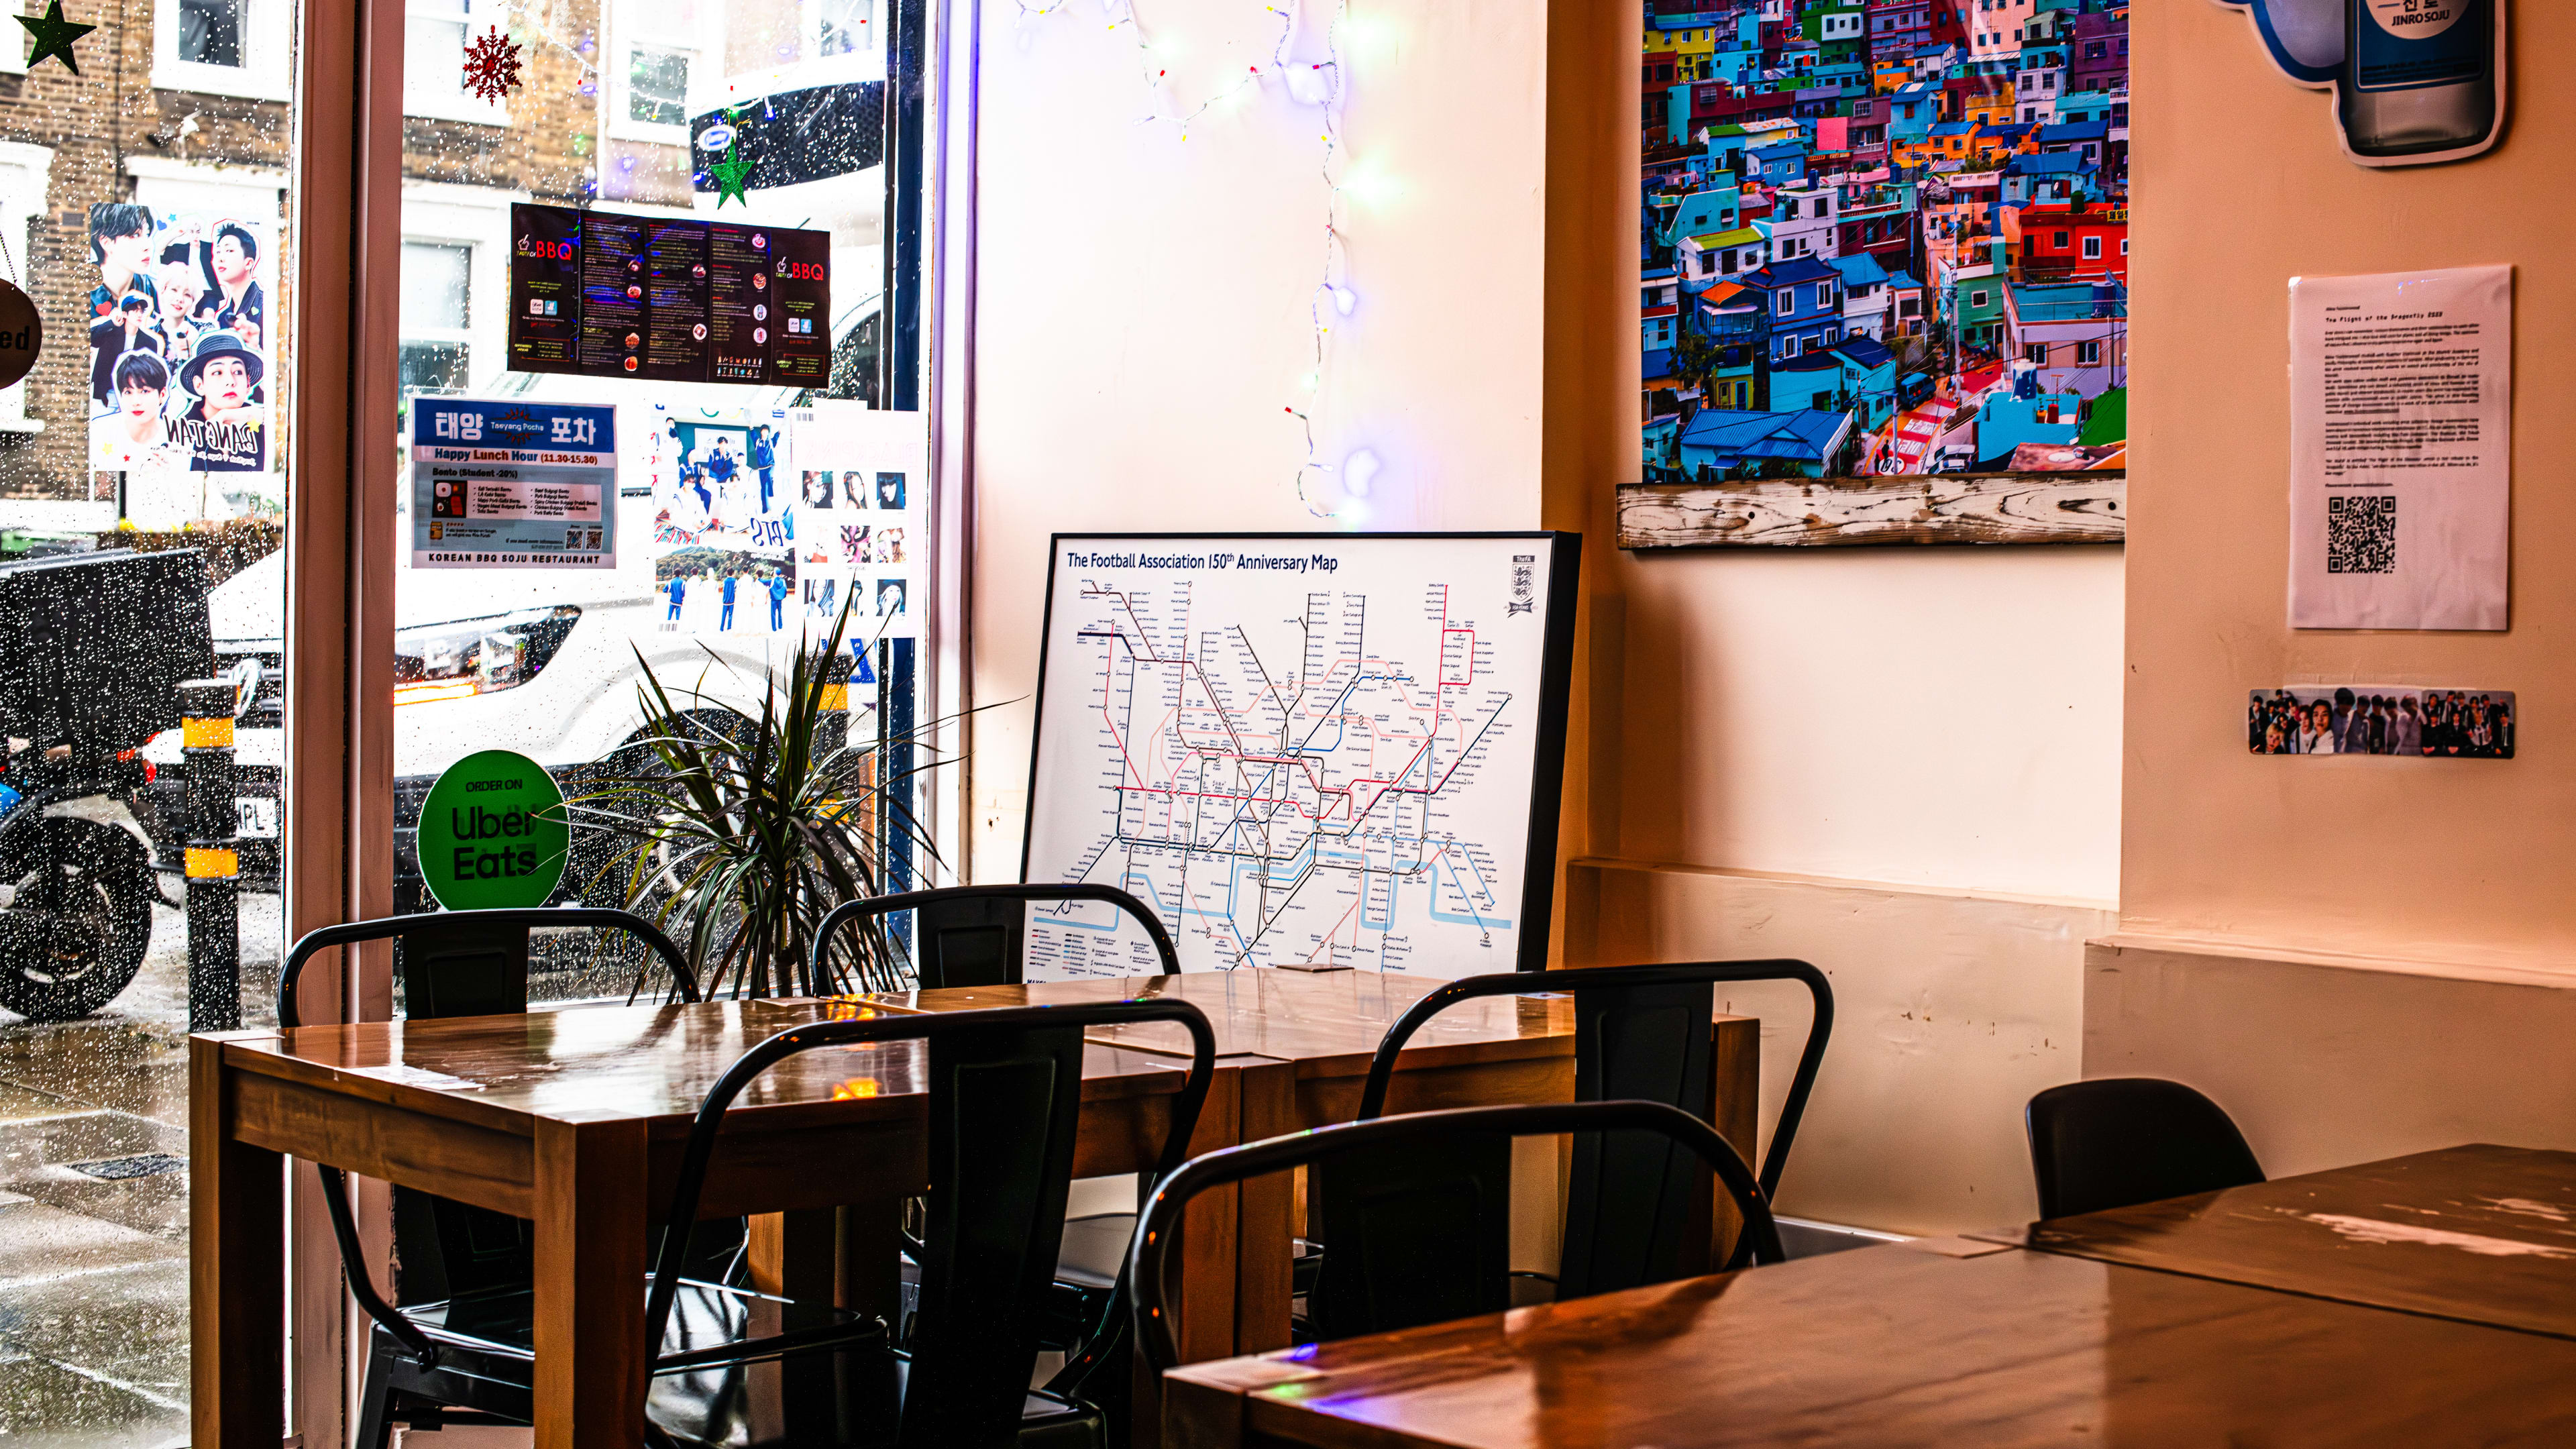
[809,883,1182,991]
[1130,1100,1784,1373]
[2025,1077,2265,1220]
[651,998,1216,1445]
[1350,961,1831,1300]
[277,908,699,1358]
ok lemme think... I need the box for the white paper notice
[2289,265,2511,631]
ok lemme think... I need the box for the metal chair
[1130,1100,1787,1371]
[811,882,1183,1346]
[641,998,1218,1446]
[808,882,1184,991]
[276,908,709,1444]
[1329,960,1831,1313]
[2025,1077,2266,1220]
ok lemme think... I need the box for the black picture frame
[1022,531,1582,974]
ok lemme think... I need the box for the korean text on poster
[2288,265,2511,631]
[411,399,618,570]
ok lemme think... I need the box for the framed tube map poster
[1623,0,2130,547]
[1020,533,1580,979]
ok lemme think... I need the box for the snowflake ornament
[461,25,524,105]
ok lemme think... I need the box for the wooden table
[858,967,1762,1357]
[189,998,1220,1449]
[1165,1236,2576,1447]
[1989,1143,2576,1340]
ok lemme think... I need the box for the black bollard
[179,679,240,1032]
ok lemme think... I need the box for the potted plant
[574,604,946,999]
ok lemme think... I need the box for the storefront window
[390,0,939,1006]
[0,0,307,1439]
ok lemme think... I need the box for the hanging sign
[0,280,38,390]
[2214,0,2506,167]
[411,397,618,569]
[416,749,569,909]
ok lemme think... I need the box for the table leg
[1171,1065,1241,1362]
[534,1114,651,1449]
[191,1036,284,1449]
[751,1201,906,1322]
[1232,1062,1298,1354]
[1711,1016,1762,1267]
[749,1209,842,1320]
[1133,1065,1246,1449]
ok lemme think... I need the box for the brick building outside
[0,0,854,528]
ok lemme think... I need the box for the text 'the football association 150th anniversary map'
[1021,535,1574,979]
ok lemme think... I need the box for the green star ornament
[709,145,753,209]
[19,0,95,76]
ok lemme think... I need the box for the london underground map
[1020,534,1576,979]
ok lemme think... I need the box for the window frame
[394,237,475,394]
[402,0,513,127]
[810,0,877,58]
[154,0,294,101]
[0,141,47,432]
[608,0,718,146]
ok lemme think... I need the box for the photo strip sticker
[2249,686,2514,759]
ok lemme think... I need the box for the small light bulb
[1287,62,1335,106]
[1342,449,1381,498]
[1331,286,1358,316]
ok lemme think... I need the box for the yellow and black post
[179,679,240,1032]
[816,647,855,757]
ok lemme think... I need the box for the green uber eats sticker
[417,749,570,910]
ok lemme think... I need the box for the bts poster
[85,201,280,526]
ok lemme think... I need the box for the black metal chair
[2025,1077,2266,1221]
[812,883,1184,1346]
[276,908,717,1444]
[1130,1100,1787,1369]
[1324,960,1830,1316]
[809,882,1184,992]
[637,998,1218,1446]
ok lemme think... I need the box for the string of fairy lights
[474,0,1380,517]
[1014,0,1375,521]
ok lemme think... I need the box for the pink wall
[2123,1,2576,972]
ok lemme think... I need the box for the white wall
[966,0,1550,875]
[1595,545,2125,904]
[1575,862,2110,1233]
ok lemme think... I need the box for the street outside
[0,884,280,1449]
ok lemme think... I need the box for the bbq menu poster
[507,203,832,386]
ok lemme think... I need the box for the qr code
[2327,494,2396,574]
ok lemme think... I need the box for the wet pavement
[0,889,281,1449]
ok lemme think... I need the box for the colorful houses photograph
[1644,0,2129,482]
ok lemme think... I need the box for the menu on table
[507,203,833,386]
